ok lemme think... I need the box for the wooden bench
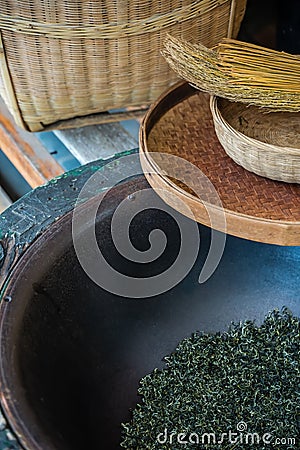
[0,97,140,206]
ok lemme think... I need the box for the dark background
[238,0,300,53]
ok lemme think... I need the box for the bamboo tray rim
[139,81,300,245]
[210,96,300,155]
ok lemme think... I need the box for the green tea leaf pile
[121,309,299,449]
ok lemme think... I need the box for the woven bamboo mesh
[163,36,300,111]
[210,96,300,183]
[0,0,246,132]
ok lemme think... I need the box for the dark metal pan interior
[0,177,299,450]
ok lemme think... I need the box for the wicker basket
[210,96,300,183]
[0,0,246,132]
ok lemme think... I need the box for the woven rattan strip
[146,84,300,223]
[0,0,233,39]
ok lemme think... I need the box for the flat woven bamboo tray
[140,82,300,246]
[0,0,246,132]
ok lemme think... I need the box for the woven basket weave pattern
[210,96,300,184]
[0,0,246,131]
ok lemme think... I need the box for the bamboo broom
[162,35,300,112]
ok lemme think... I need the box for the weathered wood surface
[44,107,147,131]
[0,186,11,213]
[0,408,19,450]
[55,122,138,164]
[0,97,64,188]
[0,95,140,181]
[0,149,139,281]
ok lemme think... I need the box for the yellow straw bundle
[163,35,300,111]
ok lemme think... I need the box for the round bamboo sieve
[139,81,300,246]
[210,96,300,183]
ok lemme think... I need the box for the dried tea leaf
[121,308,299,450]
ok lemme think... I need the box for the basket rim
[210,95,300,155]
[0,0,233,39]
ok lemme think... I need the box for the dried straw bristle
[162,35,300,111]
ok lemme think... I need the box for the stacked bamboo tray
[140,82,300,246]
[163,35,300,184]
